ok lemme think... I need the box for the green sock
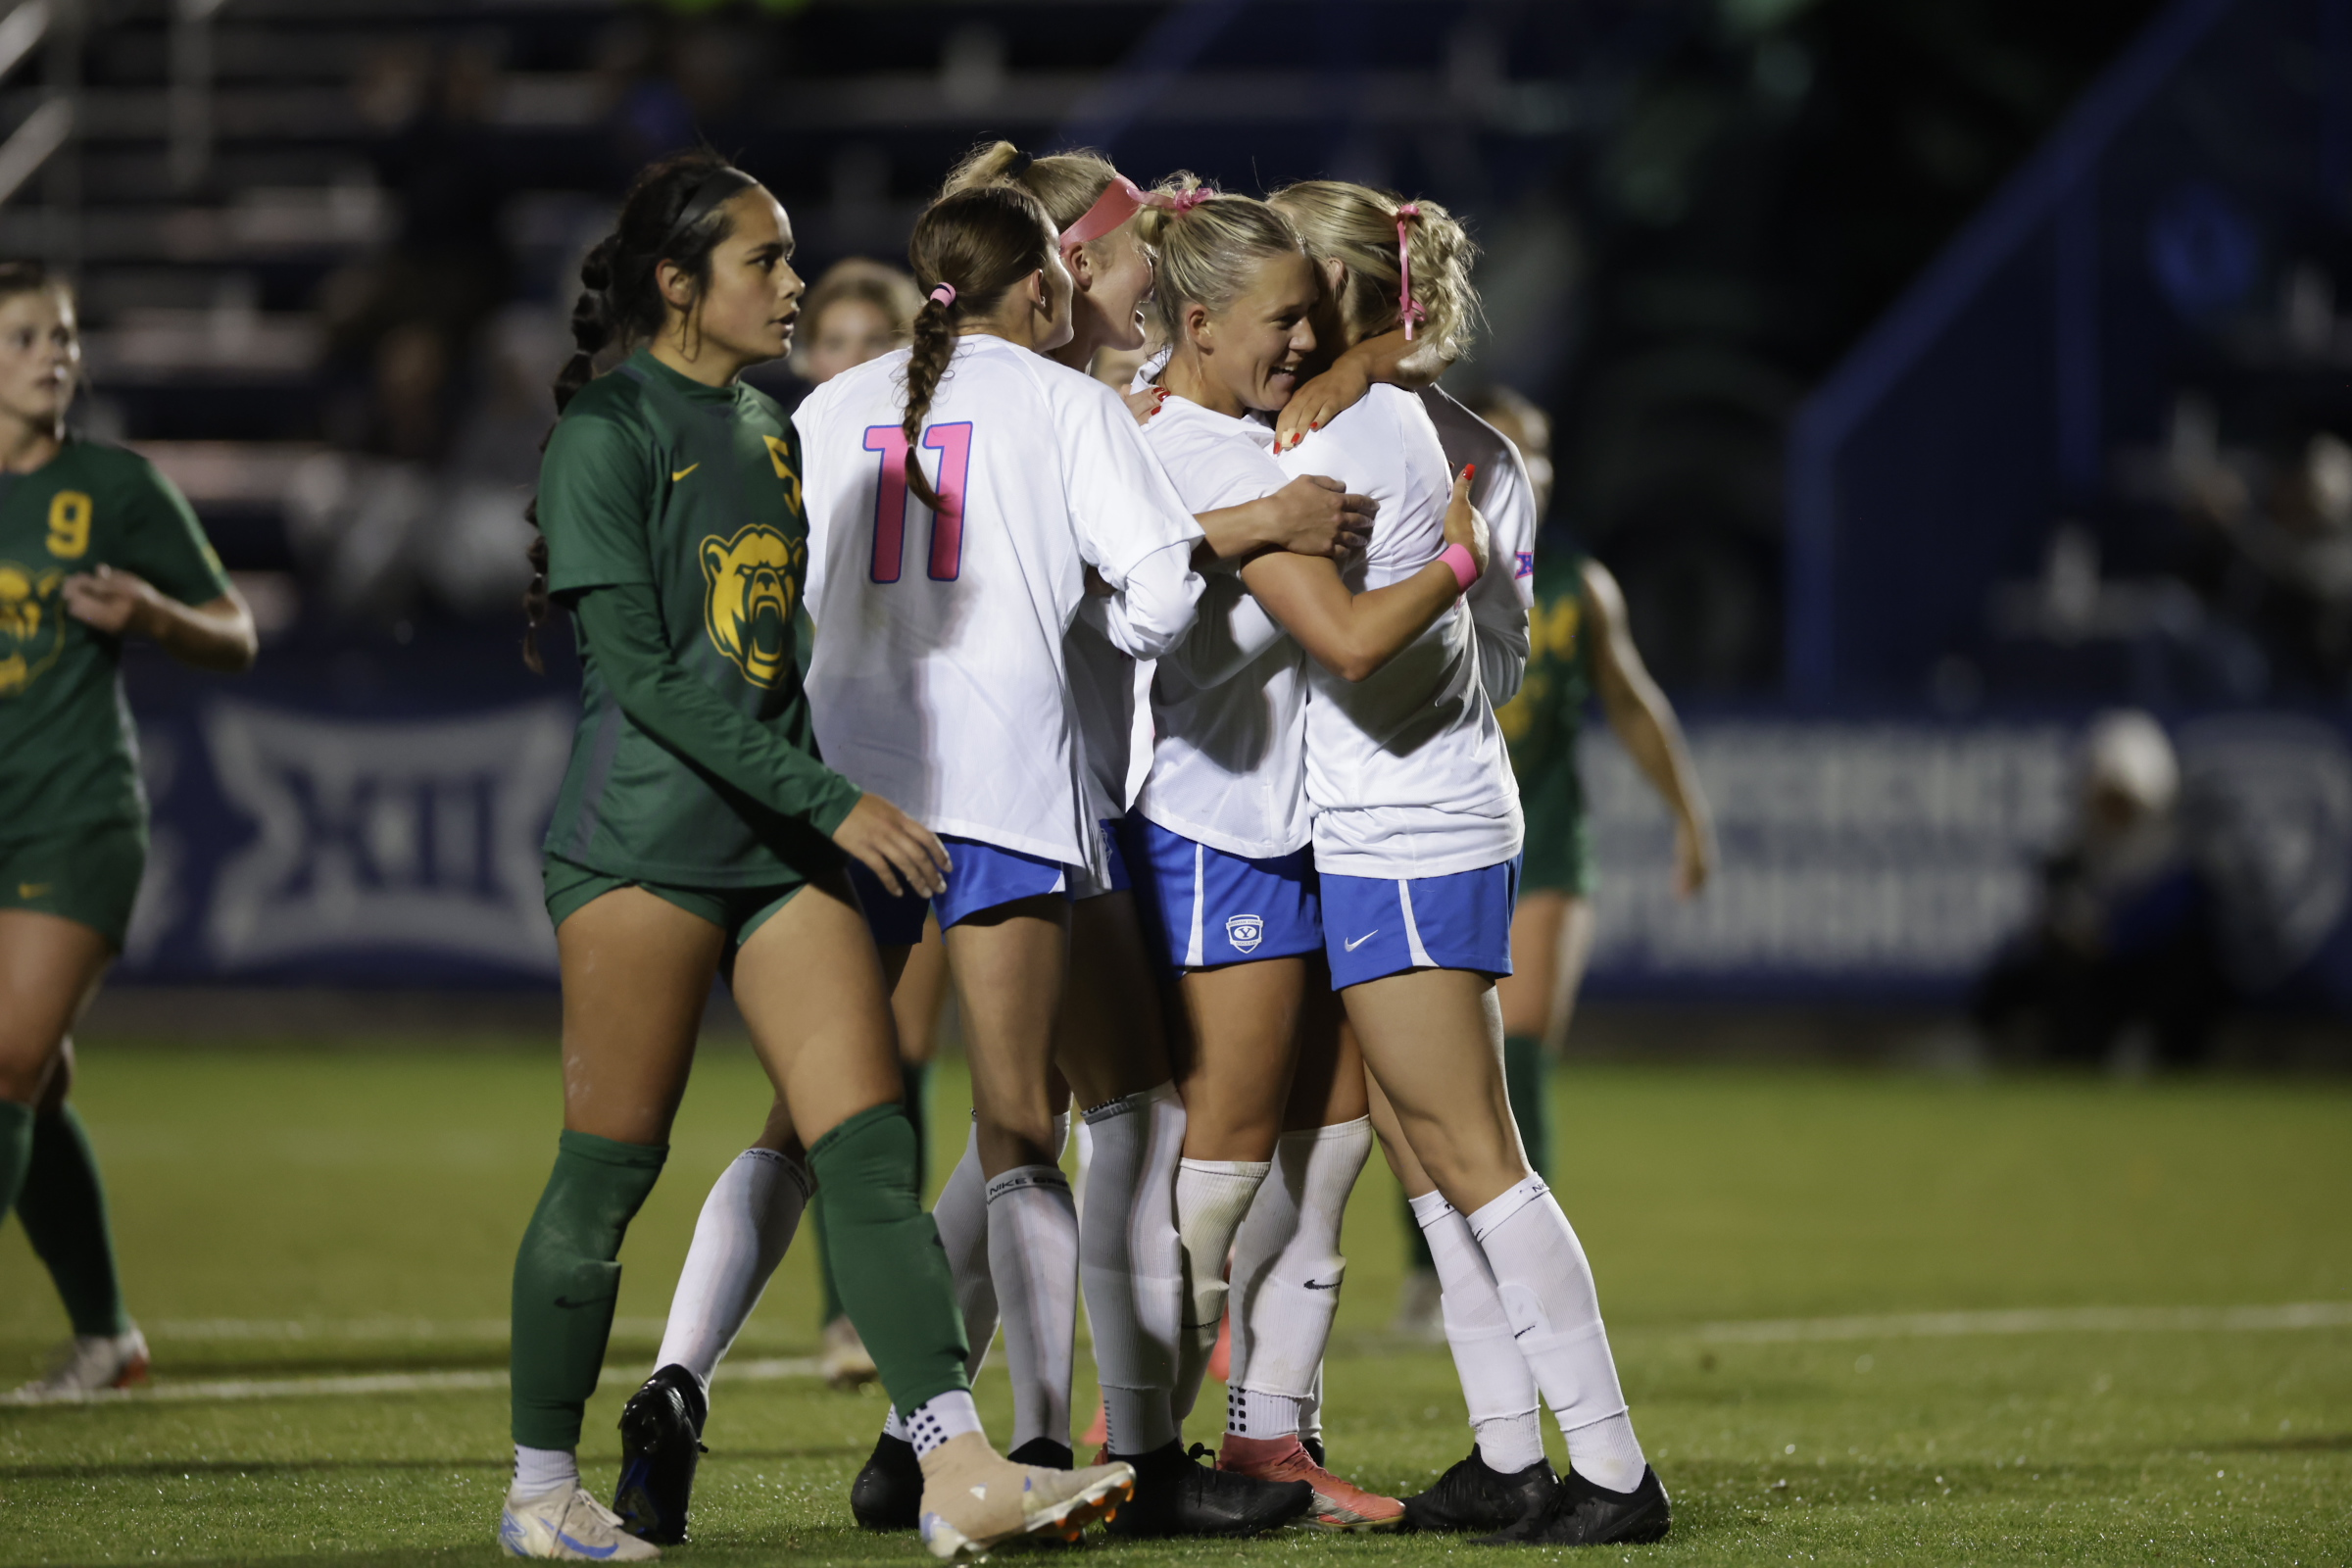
[818,1058,932,1330]
[0,1100,33,1223]
[1503,1035,1550,1181]
[17,1106,131,1336]
[511,1129,666,1449]
[808,1102,969,1420]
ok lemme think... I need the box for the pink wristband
[1438,542,1478,592]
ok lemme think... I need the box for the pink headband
[1058,174,1203,253]
[929,283,956,307]
[1395,203,1426,341]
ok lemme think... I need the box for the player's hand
[1123,386,1169,425]
[1263,474,1376,558]
[62,564,162,638]
[1442,465,1490,577]
[832,794,951,900]
[1275,359,1372,452]
[1673,815,1714,899]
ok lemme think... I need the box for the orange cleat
[1217,1433,1403,1532]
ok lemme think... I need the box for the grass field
[2,1039,2347,1566]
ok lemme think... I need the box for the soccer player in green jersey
[0,263,259,1400]
[499,153,1133,1562]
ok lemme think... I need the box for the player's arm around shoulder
[1058,370,1206,662]
[61,447,256,673]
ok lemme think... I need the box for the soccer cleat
[612,1364,707,1544]
[1218,1432,1403,1532]
[821,1314,878,1390]
[499,1483,662,1560]
[1399,1447,1559,1534]
[6,1327,150,1403]
[1302,1435,1325,1468]
[850,1431,923,1531]
[1477,1464,1671,1547]
[1103,1440,1313,1538]
[915,1431,1135,1560]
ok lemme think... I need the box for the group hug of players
[0,137,1714,1564]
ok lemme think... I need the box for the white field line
[1673,1300,2352,1344]
[2,1354,823,1407]
[12,1301,2345,1408]
[151,1317,669,1342]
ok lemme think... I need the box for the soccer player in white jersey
[1260,179,1671,1548]
[1121,182,1491,1530]
[796,172,1200,1476]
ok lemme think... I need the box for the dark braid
[900,183,1056,513]
[522,150,754,671]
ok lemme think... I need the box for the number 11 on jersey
[863,423,972,584]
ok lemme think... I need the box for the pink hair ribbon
[929,283,956,307]
[1059,174,1207,253]
[1395,202,1426,341]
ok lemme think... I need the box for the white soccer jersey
[1135,394,1313,859]
[795,333,1205,875]
[1419,386,1537,707]
[1274,383,1521,878]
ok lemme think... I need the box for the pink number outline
[861,422,974,584]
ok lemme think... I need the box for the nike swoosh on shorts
[1344,930,1379,952]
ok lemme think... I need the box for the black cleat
[1478,1464,1670,1546]
[612,1363,708,1544]
[1399,1447,1558,1534]
[849,1431,923,1532]
[1006,1438,1074,1469]
[1104,1441,1313,1538]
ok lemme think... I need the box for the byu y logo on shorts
[1225,912,1264,955]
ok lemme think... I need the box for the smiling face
[1192,250,1321,415]
[663,187,804,373]
[0,286,79,437]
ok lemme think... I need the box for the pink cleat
[1218,1433,1403,1532]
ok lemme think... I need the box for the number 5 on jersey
[863,423,972,584]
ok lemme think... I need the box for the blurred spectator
[318,35,516,461]
[1971,710,2227,1068]
[2180,428,2352,692]
[789,259,921,388]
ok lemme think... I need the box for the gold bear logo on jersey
[0,560,66,697]
[701,524,803,688]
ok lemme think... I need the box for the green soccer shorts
[0,818,148,951]
[542,855,809,964]
[1517,788,1596,900]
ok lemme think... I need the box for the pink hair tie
[1170,186,1216,215]
[1395,202,1427,341]
[929,283,956,307]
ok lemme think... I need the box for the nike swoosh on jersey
[1343,930,1379,952]
[670,464,700,481]
[18,883,50,899]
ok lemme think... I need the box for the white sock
[1078,1084,1185,1456]
[1225,1383,1307,1440]
[1410,1189,1544,1472]
[1467,1177,1645,1492]
[1300,1363,1323,1448]
[512,1445,578,1495]
[1172,1156,1269,1420]
[906,1389,985,1457]
[986,1163,1079,1452]
[654,1148,811,1391]
[1227,1118,1371,1429]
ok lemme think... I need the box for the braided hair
[521,150,757,670]
[898,182,1056,514]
